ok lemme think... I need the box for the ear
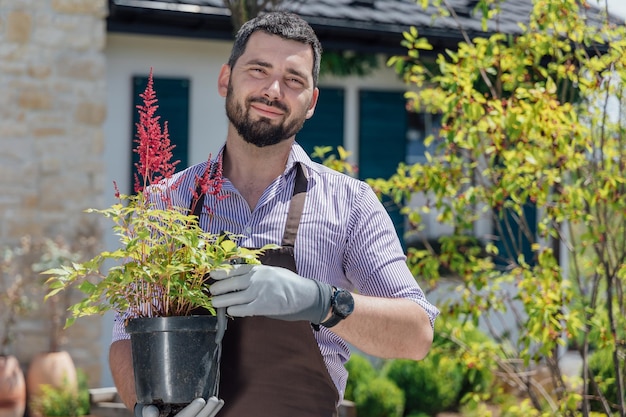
[217,64,231,97]
[305,87,319,120]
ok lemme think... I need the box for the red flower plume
[133,68,179,193]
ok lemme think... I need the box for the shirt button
[244,226,252,234]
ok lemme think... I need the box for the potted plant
[0,242,33,417]
[0,236,88,417]
[0,352,26,417]
[26,236,95,416]
[43,70,271,414]
[29,369,91,417]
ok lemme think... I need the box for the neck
[222,131,294,209]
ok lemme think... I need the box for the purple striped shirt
[112,143,439,402]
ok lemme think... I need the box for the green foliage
[43,189,267,325]
[344,354,405,417]
[311,145,357,176]
[43,193,271,325]
[345,322,500,415]
[43,72,275,326]
[433,318,498,400]
[344,353,377,401]
[383,357,463,415]
[587,347,626,412]
[320,51,379,77]
[0,236,85,353]
[31,237,93,352]
[379,0,626,414]
[30,369,90,417]
[0,238,38,354]
[352,376,405,417]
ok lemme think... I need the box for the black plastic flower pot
[126,315,220,409]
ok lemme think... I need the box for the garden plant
[368,0,626,415]
[44,70,269,324]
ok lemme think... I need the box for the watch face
[334,289,355,318]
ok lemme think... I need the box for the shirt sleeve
[111,311,131,343]
[344,182,440,328]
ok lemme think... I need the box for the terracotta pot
[26,351,77,417]
[0,354,26,417]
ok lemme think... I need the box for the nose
[263,79,282,101]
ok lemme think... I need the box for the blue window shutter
[295,87,344,155]
[358,90,407,244]
[131,76,190,193]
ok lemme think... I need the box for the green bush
[353,376,405,417]
[345,319,499,416]
[588,347,625,413]
[344,353,377,401]
[383,356,464,416]
[434,318,497,399]
[30,369,90,417]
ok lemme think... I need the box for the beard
[225,83,308,148]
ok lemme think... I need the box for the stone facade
[0,0,108,386]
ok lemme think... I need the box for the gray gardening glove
[135,397,224,417]
[210,264,333,324]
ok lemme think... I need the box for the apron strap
[282,163,308,248]
[190,162,308,248]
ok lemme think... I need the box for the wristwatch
[320,287,354,328]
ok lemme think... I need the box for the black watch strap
[320,287,354,328]
[320,313,343,328]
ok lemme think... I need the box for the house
[105,0,541,242]
[0,0,612,390]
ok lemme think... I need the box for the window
[406,111,443,165]
[296,87,344,155]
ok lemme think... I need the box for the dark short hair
[228,11,322,87]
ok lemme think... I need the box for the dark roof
[107,0,617,55]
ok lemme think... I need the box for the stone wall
[0,0,108,386]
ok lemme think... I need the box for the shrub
[434,318,498,399]
[344,353,377,401]
[382,0,626,413]
[383,356,463,416]
[587,347,625,412]
[30,369,90,417]
[352,376,405,417]
[345,320,498,415]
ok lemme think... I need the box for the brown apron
[191,163,339,417]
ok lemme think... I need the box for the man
[110,11,439,417]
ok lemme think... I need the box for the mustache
[248,96,289,113]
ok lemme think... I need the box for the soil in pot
[0,355,26,417]
[126,315,221,414]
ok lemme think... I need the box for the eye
[249,67,266,77]
[286,77,305,88]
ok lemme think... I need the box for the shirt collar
[213,142,317,178]
[285,142,313,171]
